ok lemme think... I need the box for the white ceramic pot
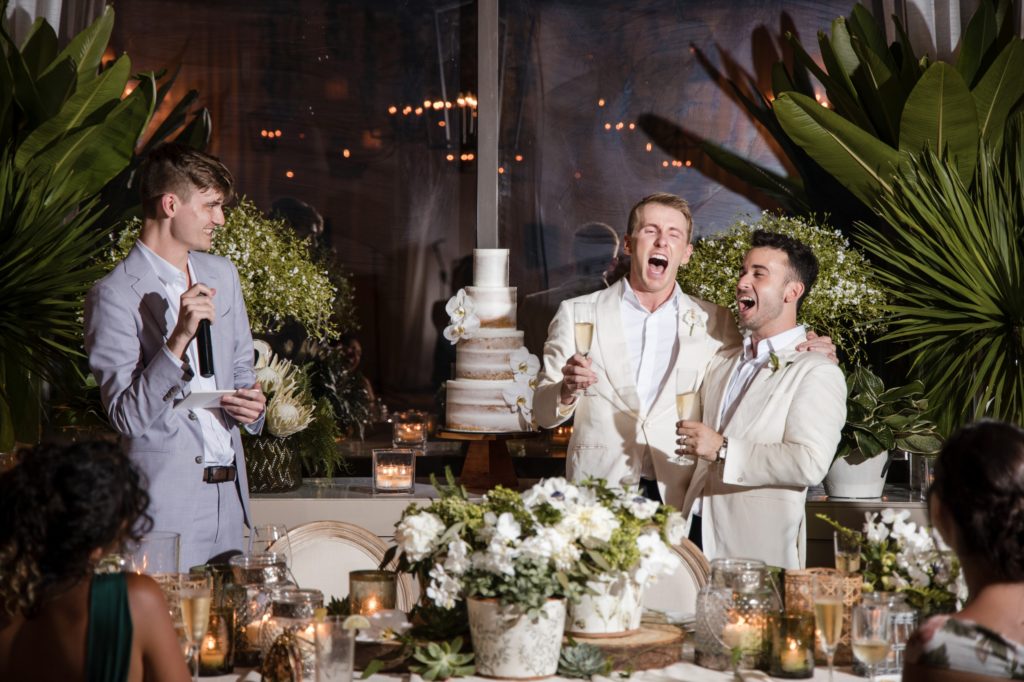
[824,449,889,499]
[467,597,566,678]
[567,573,644,637]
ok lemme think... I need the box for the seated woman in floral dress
[0,441,189,682]
[903,420,1024,681]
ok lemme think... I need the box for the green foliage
[291,396,346,477]
[306,343,374,440]
[838,366,943,459]
[677,212,887,365]
[859,117,1024,433]
[0,6,157,449]
[106,199,342,341]
[558,640,611,679]
[408,637,475,680]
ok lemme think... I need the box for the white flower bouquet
[820,509,966,615]
[387,474,684,617]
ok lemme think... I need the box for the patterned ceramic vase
[245,436,302,493]
[566,572,644,637]
[467,597,566,678]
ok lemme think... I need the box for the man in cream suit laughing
[533,194,835,509]
[676,231,846,568]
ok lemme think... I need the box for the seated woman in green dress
[0,440,189,682]
[904,420,1024,681]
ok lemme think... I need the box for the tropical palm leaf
[858,120,1024,432]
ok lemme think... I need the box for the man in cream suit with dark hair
[85,143,266,570]
[676,231,846,568]
[533,194,834,509]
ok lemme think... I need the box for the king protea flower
[255,353,294,396]
[266,380,314,437]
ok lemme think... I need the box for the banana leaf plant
[642,0,1024,233]
[0,4,158,450]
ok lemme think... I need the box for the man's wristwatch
[716,437,729,462]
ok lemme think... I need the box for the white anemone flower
[445,288,476,322]
[265,380,314,437]
[509,346,540,381]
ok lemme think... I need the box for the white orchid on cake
[502,347,540,428]
[443,288,481,343]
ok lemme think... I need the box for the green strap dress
[86,573,133,682]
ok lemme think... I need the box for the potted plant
[825,366,942,499]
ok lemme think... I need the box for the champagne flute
[573,302,597,396]
[813,573,845,682]
[180,583,213,682]
[675,368,700,464]
[852,602,892,682]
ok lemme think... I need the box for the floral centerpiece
[819,509,966,615]
[677,212,887,365]
[386,474,684,676]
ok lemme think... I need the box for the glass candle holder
[549,425,573,446]
[228,553,294,668]
[349,570,397,615]
[198,609,234,675]
[769,613,816,679]
[392,410,427,448]
[372,449,415,493]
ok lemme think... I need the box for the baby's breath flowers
[678,212,887,364]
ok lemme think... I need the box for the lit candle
[780,638,807,672]
[200,632,225,669]
[363,595,380,615]
[722,616,756,650]
[375,463,413,489]
[395,422,425,444]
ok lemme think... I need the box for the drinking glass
[812,574,844,682]
[675,368,700,464]
[249,524,291,563]
[315,616,356,682]
[129,530,180,574]
[573,302,597,396]
[833,531,862,573]
[851,602,892,682]
[180,577,213,682]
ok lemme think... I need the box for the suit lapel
[125,245,177,341]
[722,342,801,437]
[648,294,712,420]
[706,352,742,430]
[595,280,640,414]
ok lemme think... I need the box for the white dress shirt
[620,280,681,477]
[137,241,236,466]
[718,324,807,430]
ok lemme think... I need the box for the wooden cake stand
[436,429,541,492]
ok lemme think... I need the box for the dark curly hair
[930,420,1024,581]
[750,230,819,313]
[0,440,152,617]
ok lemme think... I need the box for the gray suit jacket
[84,244,259,551]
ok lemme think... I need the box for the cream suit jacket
[533,279,741,509]
[681,336,846,569]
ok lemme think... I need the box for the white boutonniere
[681,307,708,336]
[443,288,480,344]
[768,351,793,375]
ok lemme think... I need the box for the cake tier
[473,248,509,288]
[466,286,516,328]
[446,379,532,432]
[456,330,525,380]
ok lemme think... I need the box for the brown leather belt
[203,465,237,484]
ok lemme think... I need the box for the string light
[597,98,605,107]
[342,149,351,158]
[387,105,397,114]
[285,170,295,178]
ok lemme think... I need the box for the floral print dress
[906,615,1024,678]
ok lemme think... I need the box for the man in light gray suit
[85,144,266,570]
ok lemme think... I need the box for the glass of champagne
[852,602,892,682]
[675,368,700,464]
[180,581,213,682]
[813,573,845,682]
[834,530,862,573]
[573,302,596,396]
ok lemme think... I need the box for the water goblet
[851,602,892,682]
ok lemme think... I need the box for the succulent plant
[408,637,475,681]
[558,641,611,679]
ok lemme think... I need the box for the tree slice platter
[565,623,685,671]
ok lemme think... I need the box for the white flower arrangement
[820,508,967,615]
[252,343,316,439]
[443,289,481,343]
[388,476,684,616]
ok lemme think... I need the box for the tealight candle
[372,449,416,493]
[349,570,397,616]
[769,612,815,679]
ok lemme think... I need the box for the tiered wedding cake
[444,249,539,432]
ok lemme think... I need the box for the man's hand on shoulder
[796,330,838,364]
[221,382,266,424]
[559,353,597,405]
